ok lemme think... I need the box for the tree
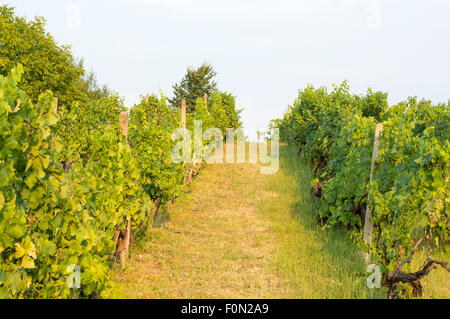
[169,63,218,112]
[0,5,84,106]
[220,91,243,129]
[76,58,111,101]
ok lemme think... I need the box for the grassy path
[113,145,448,299]
[114,159,284,298]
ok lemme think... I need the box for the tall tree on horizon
[169,63,218,112]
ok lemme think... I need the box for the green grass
[263,144,448,298]
[260,144,385,298]
[408,244,449,299]
[111,143,448,299]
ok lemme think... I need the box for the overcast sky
[3,0,450,140]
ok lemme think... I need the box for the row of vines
[271,81,449,297]
[0,64,240,298]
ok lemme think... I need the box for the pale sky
[3,0,450,140]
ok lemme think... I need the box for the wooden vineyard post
[180,99,190,187]
[204,93,208,106]
[287,105,291,114]
[363,123,383,263]
[52,97,58,113]
[145,93,149,103]
[119,112,130,268]
[50,97,58,151]
[119,112,128,138]
[181,99,186,129]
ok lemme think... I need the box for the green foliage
[0,6,246,292]
[272,82,449,275]
[0,59,243,298]
[129,95,185,203]
[192,97,213,128]
[169,63,218,112]
[370,100,449,272]
[57,93,127,164]
[209,92,230,136]
[356,88,388,121]
[319,114,376,228]
[168,64,242,132]
[0,65,148,298]
[189,92,242,134]
[0,5,84,106]
[219,92,243,130]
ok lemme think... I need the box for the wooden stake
[50,98,58,151]
[181,100,186,129]
[119,112,130,268]
[119,112,128,138]
[363,123,383,262]
[204,93,208,105]
[287,105,291,114]
[125,220,130,254]
[52,97,58,113]
[145,93,149,102]
[119,243,126,268]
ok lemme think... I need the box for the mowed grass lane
[112,144,448,298]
